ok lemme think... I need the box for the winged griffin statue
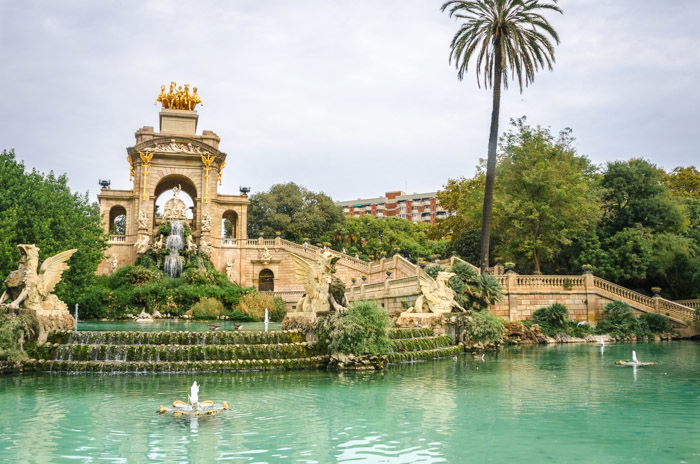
[0,244,77,312]
[290,251,347,314]
[406,268,465,314]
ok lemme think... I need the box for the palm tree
[441,0,561,272]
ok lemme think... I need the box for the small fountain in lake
[158,381,230,416]
[162,186,189,278]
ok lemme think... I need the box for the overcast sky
[1,0,698,202]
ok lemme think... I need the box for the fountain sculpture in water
[615,350,656,367]
[0,244,77,342]
[158,381,230,416]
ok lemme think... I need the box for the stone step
[391,335,454,352]
[20,356,329,373]
[46,330,305,346]
[34,342,319,362]
[387,328,434,339]
[387,345,462,364]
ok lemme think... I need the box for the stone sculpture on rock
[408,269,465,314]
[289,251,347,319]
[396,269,465,328]
[0,244,77,342]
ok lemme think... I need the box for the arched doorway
[258,269,274,292]
[109,205,127,237]
[222,210,238,239]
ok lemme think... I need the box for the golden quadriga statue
[396,269,465,328]
[0,244,77,342]
[155,82,203,111]
[283,251,347,327]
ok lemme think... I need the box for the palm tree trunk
[479,41,503,273]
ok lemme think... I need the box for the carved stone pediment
[130,137,225,159]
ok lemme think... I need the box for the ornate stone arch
[222,210,238,239]
[153,175,198,228]
[108,205,127,236]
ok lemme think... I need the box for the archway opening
[109,205,127,236]
[153,175,197,227]
[258,269,274,292]
[222,210,238,239]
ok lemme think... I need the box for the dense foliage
[248,182,344,243]
[461,310,507,346]
[316,301,392,356]
[435,120,700,299]
[595,301,643,337]
[73,261,255,320]
[238,292,287,322]
[0,150,107,306]
[0,312,37,361]
[532,303,569,332]
[330,215,446,262]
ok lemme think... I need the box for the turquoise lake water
[1,341,698,463]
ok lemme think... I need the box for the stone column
[583,271,597,323]
[506,271,517,321]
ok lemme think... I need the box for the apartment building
[336,191,449,224]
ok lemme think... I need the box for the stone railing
[592,277,655,308]
[675,299,700,310]
[515,275,585,289]
[220,238,236,246]
[109,235,127,243]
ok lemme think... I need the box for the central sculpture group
[155,82,203,111]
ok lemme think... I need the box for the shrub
[425,265,445,279]
[238,293,287,321]
[639,313,672,333]
[189,297,225,320]
[110,265,164,287]
[596,301,641,337]
[316,301,392,356]
[532,303,569,335]
[447,261,503,310]
[462,310,507,346]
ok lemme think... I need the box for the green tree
[493,119,600,273]
[331,215,446,262]
[0,150,107,305]
[664,166,700,199]
[441,0,561,272]
[600,159,686,235]
[247,183,344,243]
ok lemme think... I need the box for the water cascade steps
[19,328,461,373]
[387,328,462,363]
[26,329,326,373]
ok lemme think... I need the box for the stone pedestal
[281,312,317,330]
[24,308,74,344]
[159,109,198,135]
[395,312,444,330]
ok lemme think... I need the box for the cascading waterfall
[164,220,185,278]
